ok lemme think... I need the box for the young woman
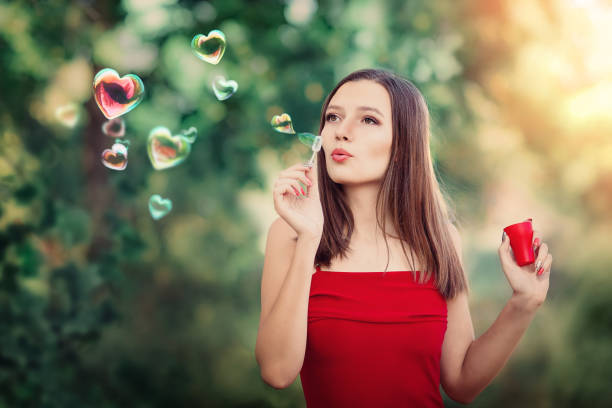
[255,69,553,407]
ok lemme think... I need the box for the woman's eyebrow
[326,105,384,118]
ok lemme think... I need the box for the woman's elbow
[445,387,476,405]
[261,375,286,390]
[259,366,294,390]
[452,395,475,405]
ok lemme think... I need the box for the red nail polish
[301,187,306,195]
[537,267,543,275]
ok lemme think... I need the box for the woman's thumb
[500,231,515,262]
[500,231,509,252]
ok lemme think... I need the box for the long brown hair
[314,68,469,299]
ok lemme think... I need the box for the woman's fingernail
[533,238,540,247]
[537,267,544,276]
[301,187,306,195]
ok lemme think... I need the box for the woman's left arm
[441,220,553,404]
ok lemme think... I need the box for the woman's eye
[364,117,378,125]
[326,113,339,122]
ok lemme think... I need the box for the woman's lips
[331,154,351,162]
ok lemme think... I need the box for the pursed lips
[331,152,352,162]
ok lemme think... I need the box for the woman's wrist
[510,292,542,313]
[297,230,322,245]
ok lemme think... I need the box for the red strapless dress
[299,265,448,407]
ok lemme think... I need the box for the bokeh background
[1,0,611,406]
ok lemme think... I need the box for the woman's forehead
[329,80,391,113]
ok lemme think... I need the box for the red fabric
[300,265,448,407]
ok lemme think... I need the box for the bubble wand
[269,112,321,166]
[304,135,322,168]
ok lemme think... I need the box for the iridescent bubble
[101,143,128,171]
[191,30,226,65]
[147,126,192,170]
[212,76,238,101]
[297,132,317,147]
[102,118,125,138]
[55,104,80,128]
[270,113,295,134]
[180,126,198,143]
[93,68,145,119]
[148,194,172,220]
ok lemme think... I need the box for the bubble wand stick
[304,136,322,168]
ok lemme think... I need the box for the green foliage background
[1,0,610,407]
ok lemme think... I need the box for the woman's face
[321,79,393,186]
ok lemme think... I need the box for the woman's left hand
[498,218,553,308]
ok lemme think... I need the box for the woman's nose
[335,132,349,141]
[335,121,353,141]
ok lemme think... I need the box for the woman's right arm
[255,218,321,389]
[255,160,323,389]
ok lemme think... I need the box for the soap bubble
[149,194,173,220]
[147,126,192,170]
[270,113,295,134]
[180,126,198,143]
[101,117,126,138]
[297,132,317,147]
[101,143,128,171]
[93,68,145,119]
[191,30,226,65]
[212,75,238,100]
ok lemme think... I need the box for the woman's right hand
[273,159,324,239]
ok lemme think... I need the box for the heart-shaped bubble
[149,194,172,220]
[94,68,145,119]
[102,118,126,138]
[101,143,128,171]
[191,30,226,65]
[55,104,80,128]
[212,76,238,101]
[297,132,317,147]
[271,113,295,134]
[147,126,192,170]
[180,126,198,143]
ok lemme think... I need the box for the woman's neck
[344,182,398,241]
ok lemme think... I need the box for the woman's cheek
[370,139,393,161]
